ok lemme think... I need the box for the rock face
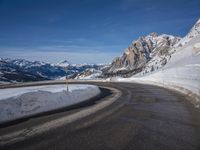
[106,33,180,76]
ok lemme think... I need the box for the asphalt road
[0,82,200,150]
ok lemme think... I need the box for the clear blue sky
[0,0,199,64]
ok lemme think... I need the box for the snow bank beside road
[0,84,101,124]
[0,84,98,100]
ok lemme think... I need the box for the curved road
[0,82,200,150]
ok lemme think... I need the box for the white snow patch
[185,64,200,67]
[194,43,200,49]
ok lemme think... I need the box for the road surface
[0,82,200,150]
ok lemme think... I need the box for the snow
[185,64,200,67]
[0,84,101,123]
[194,43,200,50]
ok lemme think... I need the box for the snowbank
[0,84,101,124]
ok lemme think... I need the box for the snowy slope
[0,84,101,123]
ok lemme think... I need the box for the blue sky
[0,0,199,64]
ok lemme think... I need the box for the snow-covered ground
[0,84,101,123]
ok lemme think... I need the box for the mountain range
[0,59,104,83]
[0,18,199,83]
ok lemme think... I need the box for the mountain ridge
[1,19,199,83]
[103,33,180,77]
[0,58,104,83]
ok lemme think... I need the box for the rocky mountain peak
[56,60,70,67]
[150,32,158,37]
[106,33,180,75]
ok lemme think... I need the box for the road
[0,82,200,150]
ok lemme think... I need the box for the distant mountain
[0,58,48,83]
[73,64,110,79]
[0,58,105,83]
[55,60,70,67]
[75,68,102,79]
[104,33,180,77]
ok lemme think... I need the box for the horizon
[0,0,200,63]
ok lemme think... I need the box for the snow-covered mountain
[0,58,48,83]
[75,68,102,79]
[55,60,70,67]
[73,63,110,80]
[105,32,180,77]
[0,58,104,83]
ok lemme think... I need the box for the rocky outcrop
[106,33,180,75]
